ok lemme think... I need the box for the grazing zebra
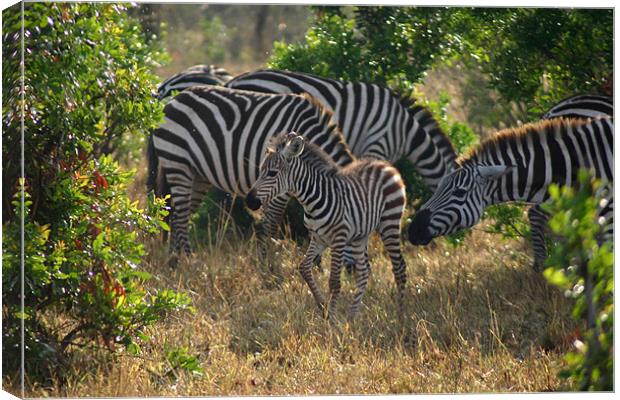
[147,86,355,260]
[157,64,233,100]
[407,117,613,270]
[542,94,613,120]
[226,69,457,189]
[246,133,407,319]
[522,94,615,268]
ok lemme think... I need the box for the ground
[20,219,578,396]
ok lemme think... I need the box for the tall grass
[13,204,578,395]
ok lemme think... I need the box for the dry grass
[16,220,579,396]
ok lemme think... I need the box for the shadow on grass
[223,240,575,361]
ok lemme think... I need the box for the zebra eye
[453,188,467,197]
[266,169,278,178]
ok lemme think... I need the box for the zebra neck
[403,117,457,189]
[470,137,566,205]
[291,165,341,217]
[293,112,354,167]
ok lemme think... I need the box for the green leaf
[127,342,141,356]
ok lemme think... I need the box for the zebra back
[464,117,614,203]
[151,86,354,196]
[157,64,234,100]
[542,94,613,120]
[226,69,456,188]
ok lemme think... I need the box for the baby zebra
[246,132,407,320]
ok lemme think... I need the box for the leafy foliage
[2,3,191,384]
[542,171,613,391]
[270,7,456,89]
[270,6,612,118]
[448,8,613,116]
[164,345,205,378]
[482,203,529,239]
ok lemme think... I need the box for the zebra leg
[528,205,549,272]
[189,178,210,216]
[298,237,327,311]
[327,235,347,322]
[166,171,195,267]
[349,240,370,319]
[261,194,290,241]
[378,220,407,317]
[343,243,355,275]
[257,194,291,282]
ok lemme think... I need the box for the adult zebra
[147,85,354,260]
[407,117,613,267]
[542,94,613,120]
[157,64,233,100]
[522,94,615,269]
[226,69,457,188]
[247,133,407,320]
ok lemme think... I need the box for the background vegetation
[2,2,192,388]
[3,3,613,395]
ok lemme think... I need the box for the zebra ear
[282,136,305,159]
[477,165,515,180]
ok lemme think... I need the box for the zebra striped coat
[157,64,233,100]
[148,86,354,258]
[247,133,407,319]
[407,117,613,253]
[542,94,613,120]
[521,94,615,269]
[226,69,456,189]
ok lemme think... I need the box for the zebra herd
[148,85,353,257]
[149,64,613,320]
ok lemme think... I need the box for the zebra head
[407,163,514,245]
[246,132,305,211]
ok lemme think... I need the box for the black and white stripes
[157,64,233,100]
[147,86,354,258]
[226,69,456,189]
[247,133,407,319]
[407,118,614,259]
[542,94,613,121]
[523,93,615,268]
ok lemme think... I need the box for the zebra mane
[299,92,337,124]
[270,134,340,176]
[298,92,356,163]
[459,117,599,165]
[394,88,418,109]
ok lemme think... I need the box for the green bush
[448,8,613,116]
[2,3,191,384]
[271,6,613,119]
[543,171,613,391]
[269,6,455,89]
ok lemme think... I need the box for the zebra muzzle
[407,209,434,246]
[246,190,262,211]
